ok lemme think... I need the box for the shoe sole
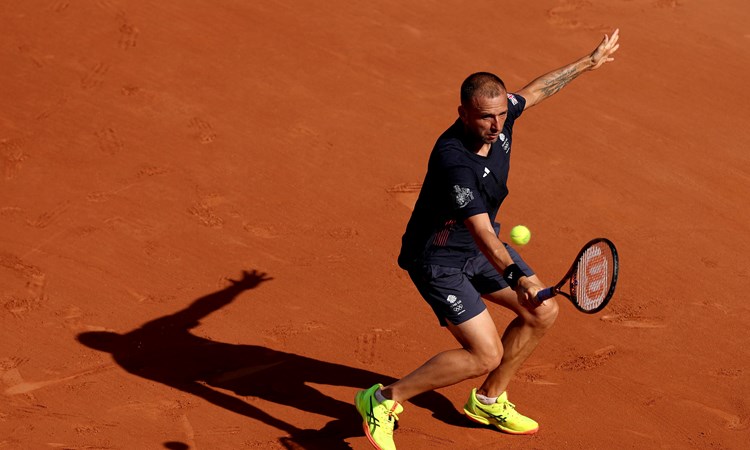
[463,408,539,435]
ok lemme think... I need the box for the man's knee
[529,297,559,330]
[468,347,503,377]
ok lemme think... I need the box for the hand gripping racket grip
[537,287,557,301]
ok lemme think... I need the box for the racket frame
[537,238,619,314]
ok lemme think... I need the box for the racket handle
[537,287,557,301]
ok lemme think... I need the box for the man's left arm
[517,28,620,110]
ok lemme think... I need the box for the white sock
[476,393,498,405]
[374,388,388,403]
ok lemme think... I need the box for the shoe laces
[500,399,521,418]
[384,404,400,429]
[369,401,400,434]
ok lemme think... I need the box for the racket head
[568,238,619,313]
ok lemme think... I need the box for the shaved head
[460,72,506,106]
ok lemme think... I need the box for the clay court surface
[1,1,749,448]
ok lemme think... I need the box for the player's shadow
[77,270,462,449]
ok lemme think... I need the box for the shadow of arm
[143,270,272,331]
[178,379,300,435]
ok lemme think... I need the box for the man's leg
[459,274,558,435]
[356,310,503,450]
[477,274,559,398]
[380,308,503,403]
[356,264,503,449]
[377,275,558,404]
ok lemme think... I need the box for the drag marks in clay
[35,94,70,120]
[557,345,617,371]
[241,222,357,266]
[95,0,118,13]
[51,1,70,13]
[4,364,115,396]
[102,215,158,241]
[94,127,125,155]
[515,346,618,384]
[16,42,48,69]
[142,240,181,264]
[3,294,43,319]
[547,0,679,32]
[516,364,559,385]
[599,301,666,328]
[0,253,47,318]
[95,0,141,50]
[120,84,141,97]
[136,165,170,178]
[116,12,139,50]
[262,321,324,346]
[242,224,279,239]
[354,332,379,365]
[653,0,679,8]
[678,399,749,431]
[0,253,45,280]
[0,357,29,391]
[1,139,28,180]
[710,368,743,379]
[1,354,115,398]
[546,0,609,31]
[188,117,217,144]
[354,329,398,365]
[86,165,170,203]
[178,413,198,449]
[188,199,224,228]
[700,368,748,429]
[386,182,421,211]
[80,62,110,90]
[25,201,70,229]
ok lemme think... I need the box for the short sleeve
[507,93,526,120]
[445,165,486,220]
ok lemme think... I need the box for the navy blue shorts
[407,244,534,327]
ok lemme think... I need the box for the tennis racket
[536,238,619,313]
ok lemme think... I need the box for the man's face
[459,94,508,145]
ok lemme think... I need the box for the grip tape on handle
[537,287,557,301]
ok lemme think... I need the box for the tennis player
[355,29,620,450]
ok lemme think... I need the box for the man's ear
[458,105,466,123]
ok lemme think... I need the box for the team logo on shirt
[507,93,518,105]
[500,133,510,153]
[453,185,474,208]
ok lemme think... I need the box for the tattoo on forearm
[540,66,580,98]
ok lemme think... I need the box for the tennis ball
[510,225,531,246]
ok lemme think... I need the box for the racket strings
[574,243,613,311]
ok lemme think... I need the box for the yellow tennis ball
[510,225,531,246]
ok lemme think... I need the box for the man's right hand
[516,277,545,308]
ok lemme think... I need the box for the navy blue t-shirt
[398,93,526,269]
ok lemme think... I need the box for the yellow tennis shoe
[463,388,539,435]
[355,384,403,450]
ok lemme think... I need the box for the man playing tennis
[355,29,620,450]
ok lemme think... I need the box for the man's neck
[476,143,491,157]
[461,127,490,156]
